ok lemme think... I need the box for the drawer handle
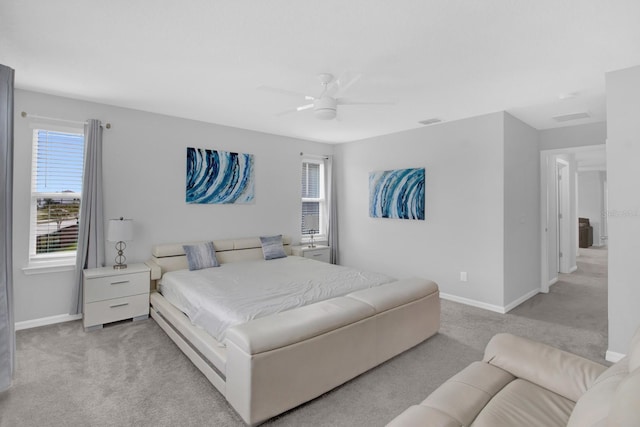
[110,303,129,309]
[110,280,130,285]
[312,253,322,257]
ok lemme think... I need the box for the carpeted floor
[0,248,608,427]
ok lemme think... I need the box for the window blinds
[30,129,84,255]
[301,162,320,198]
[301,162,322,235]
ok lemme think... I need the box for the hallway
[511,246,608,338]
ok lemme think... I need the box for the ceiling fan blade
[337,98,395,106]
[257,85,314,100]
[275,103,314,117]
[334,73,362,98]
[297,103,314,111]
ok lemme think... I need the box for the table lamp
[303,214,319,248]
[107,217,133,269]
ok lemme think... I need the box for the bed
[146,236,440,425]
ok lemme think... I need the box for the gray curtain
[325,156,339,264]
[71,120,105,315]
[0,64,15,392]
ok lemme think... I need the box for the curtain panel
[0,64,15,392]
[71,120,105,314]
[325,156,339,264]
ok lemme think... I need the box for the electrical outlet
[460,272,468,282]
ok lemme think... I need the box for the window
[301,160,325,239]
[29,128,84,264]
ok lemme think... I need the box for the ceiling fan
[258,73,394,120]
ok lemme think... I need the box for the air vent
[552,112,590,122]
[418,118,442,125]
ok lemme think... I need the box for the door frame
[556,159,571,273]
[540,144,606,293]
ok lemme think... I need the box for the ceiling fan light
[313,96,338,120]
[314,108,336,120]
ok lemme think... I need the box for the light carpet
[0,248,608,426]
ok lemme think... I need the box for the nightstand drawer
[84,271,149,303]
[83,293,149,328]
[291,245,330,263]
[304,248,330,263]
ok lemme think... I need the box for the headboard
[146,236,292,281]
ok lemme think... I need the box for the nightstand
[83,263,150,331]
[291,245,330,263]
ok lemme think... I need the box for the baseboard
[569,265,578,273]
[440,288,540,315]
[503,289,540,313]
[15,313,82,331]
[439,293,507,314]
[548,277,558,287]
[606,350,626,363]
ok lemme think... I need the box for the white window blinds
[30,129,84,256]
[302,162,320,198]
[301,161,324,235]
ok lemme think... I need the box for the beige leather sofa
[388,327,640,427]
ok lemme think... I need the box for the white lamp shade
[108,218,134,242]
[303,214,319,233]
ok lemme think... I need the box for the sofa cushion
[386,405,462,427]
[567,359,629,427]
[470,379,574,427]
[420,361,514,426]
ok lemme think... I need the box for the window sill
[22,259,76,275]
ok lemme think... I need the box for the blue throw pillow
[183,242,220,270]
[260,235,287,260]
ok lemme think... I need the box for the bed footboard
[224,278,440,426]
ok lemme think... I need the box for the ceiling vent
[552,112,591,122]
[418,118,442,125]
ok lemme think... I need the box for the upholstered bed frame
[146,236,440,426]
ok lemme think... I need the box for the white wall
[605,65,640,354]
[578,171,606,247]
[335,112,508,308]
[539,122,606,151]
[503,113,540,306]
[13,89,332,323]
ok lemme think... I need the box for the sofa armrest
[483,333,606,402]
[607,368,640,426]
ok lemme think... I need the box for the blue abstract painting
[186,147,255,204]
[369,168,425,220]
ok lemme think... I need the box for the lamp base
[307,233,316,248]
[113,241,127,270]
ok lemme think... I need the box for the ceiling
[1,1,639,143]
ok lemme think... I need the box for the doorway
[540,145,607,293]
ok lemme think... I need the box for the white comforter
[159,256,394,342]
